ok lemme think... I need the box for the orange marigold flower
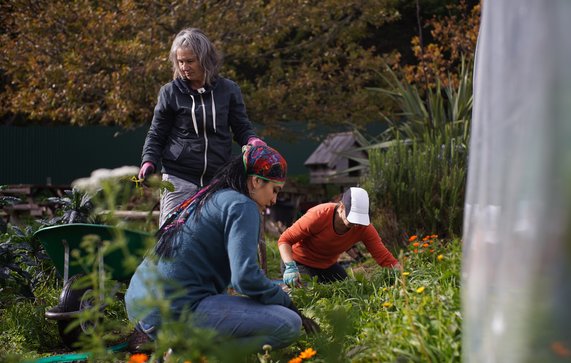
[299,348,317,359]
[288,358,303,363]
[129,354,149,363]
[422,243,429,248]
[412,242,420,247]
[422,236,430,241]
[551,341,571,357]
[429,249,435,253]
[413,249,418,253]
[408,235,418,242]
[431,234,438,239]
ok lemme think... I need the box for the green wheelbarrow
[33,223,152,348]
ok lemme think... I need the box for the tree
[0,0,171,128]
[1,1,478,136]
[401,0,480,89]
[0,0,400,134]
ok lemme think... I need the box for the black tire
[57,274,92,348]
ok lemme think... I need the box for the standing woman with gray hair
[138,28,266,226]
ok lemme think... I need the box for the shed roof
[304,131,364,168]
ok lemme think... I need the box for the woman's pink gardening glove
[247,137,267,147]
[138,162,155,180]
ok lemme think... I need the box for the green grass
[0,232,462,363]
[277,235,462,363]
[0,277,62,362]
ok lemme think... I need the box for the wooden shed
[304,131,368,185]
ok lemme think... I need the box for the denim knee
[272,311,302,348]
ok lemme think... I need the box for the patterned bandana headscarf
[242,145,287,184]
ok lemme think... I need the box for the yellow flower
[402,272,410,276]
[437,254,444,261]
[416,286,425,293]
[408,235,418,242]
[288,358,302,363]
[129,354,149,363]
[299,348,317,359]
[382,301,393,308]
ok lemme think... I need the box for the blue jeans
[193,295,301,350]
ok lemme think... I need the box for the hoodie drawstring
[190,95,199,135]
[211,90,216,133]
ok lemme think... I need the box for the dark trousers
[281,260,348,283]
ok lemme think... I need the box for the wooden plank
[99,210,159,220]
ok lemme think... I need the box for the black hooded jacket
[141,77,257,187]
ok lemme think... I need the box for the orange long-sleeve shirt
[278,203,398,269]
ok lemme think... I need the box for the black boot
[127,329,153,354]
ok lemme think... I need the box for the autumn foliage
[402,1,480,89]
[0,1,480,132]
[0,0,397,131]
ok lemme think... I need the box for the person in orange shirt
[278,187,401,285]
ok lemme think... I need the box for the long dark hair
[154,155,261,258]
[192,155,251,218]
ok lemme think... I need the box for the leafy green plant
[273,236,462,363]
[334,59,473,242]
[0,224,52,302]
[0,185,22,233]
[364,130,467,240]
[45,188,98,225]
[0,279,61,361]
[372,57,472,147]
[1,172,463,363]
[1,227,463,362]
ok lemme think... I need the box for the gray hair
[168,28,221,85]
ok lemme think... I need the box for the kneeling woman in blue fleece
[125,145,318,352]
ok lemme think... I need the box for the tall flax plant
[362,58,473,239]
[370,57,472,147]
[366,132,467,239]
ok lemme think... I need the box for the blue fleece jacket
[125,189,292,327]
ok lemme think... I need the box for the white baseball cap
[341,187,370,226]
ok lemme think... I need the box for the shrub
[363,58,472,241]
[365,131,467,240]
